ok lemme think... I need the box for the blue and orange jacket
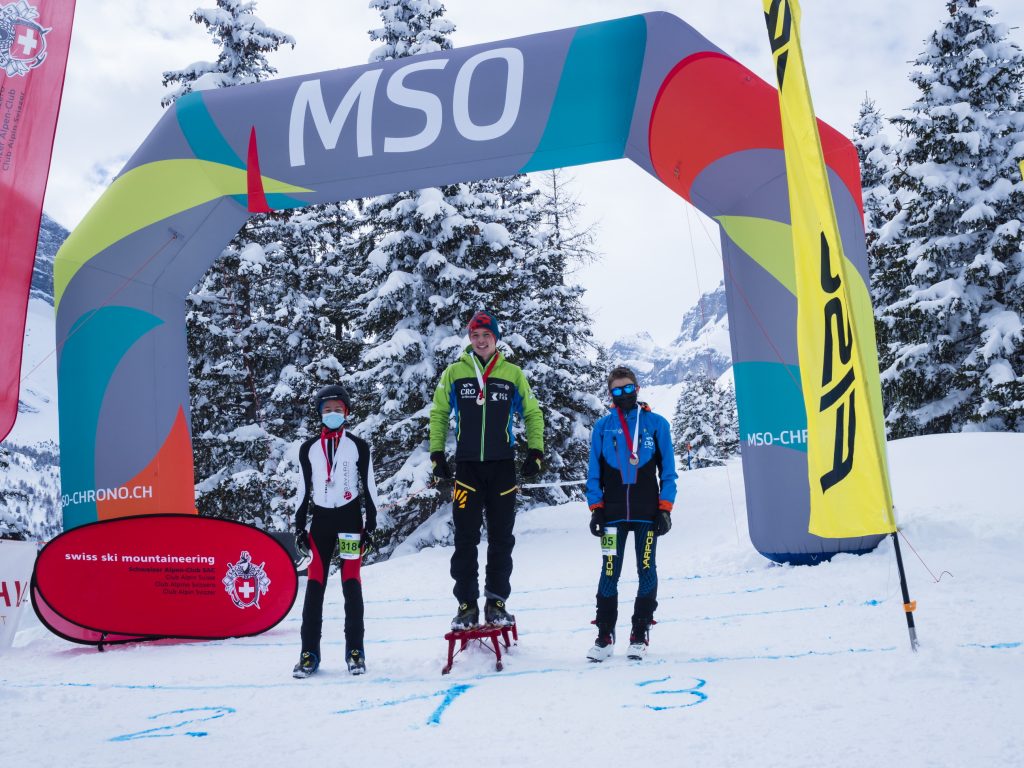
[586,403,677,523]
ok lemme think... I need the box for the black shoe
[587,624,615,662]
[292,650,319,678]
[346,648,366,675]
[627,619,651,660]
[484,598,515,627]
[451,601,479,631]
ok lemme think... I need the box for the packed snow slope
[4,433,1022,767]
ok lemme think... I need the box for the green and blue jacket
[430,348,544,463]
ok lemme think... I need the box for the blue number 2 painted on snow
[633,676,707,711]
[110,706,236,741]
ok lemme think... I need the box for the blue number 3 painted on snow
[110,706,236,741]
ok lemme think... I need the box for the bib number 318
[338,532,361,560]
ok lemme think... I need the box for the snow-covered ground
[4,433,1022,767]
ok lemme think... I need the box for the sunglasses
[610,383,637,397]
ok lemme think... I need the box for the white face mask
[322,412,345,430]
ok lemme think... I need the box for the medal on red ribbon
[471,352,499,407]
[321,428,343,491]
[616,407,642,466]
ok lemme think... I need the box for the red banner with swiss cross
[0,0,75,441]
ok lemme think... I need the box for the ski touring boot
[451,601,480,631]
[627,619,651,661]
[292,650,319,679]
[587,623,615,663]
[346,648,367,675]
[484,598,515,628]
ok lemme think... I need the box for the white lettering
[453,47,524,142]
[289,48,525,165]
[384,59,448,153]
[289,70,383,167]
[746,430,808,447]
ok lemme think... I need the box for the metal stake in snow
[892,529,920,652]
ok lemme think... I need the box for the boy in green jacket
[429,310,545,630]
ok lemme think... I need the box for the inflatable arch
[54,12,884,563]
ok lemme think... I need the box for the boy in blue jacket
[585,366,677,661]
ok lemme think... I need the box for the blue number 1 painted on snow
[334,684,473,727]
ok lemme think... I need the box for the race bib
[338,532,361,560]
[601,527,617,556]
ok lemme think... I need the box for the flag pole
[890,529,919,651]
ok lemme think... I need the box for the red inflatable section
[32,515,297,642]
[648,52,863,212]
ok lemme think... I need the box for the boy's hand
[430,451,453,480]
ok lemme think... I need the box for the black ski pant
[450,459,518,604]
[595,520,658,631]
[300,500,364,659]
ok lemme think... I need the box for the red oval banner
[33,515,297,640]
[32,585,150,646]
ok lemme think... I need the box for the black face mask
[612,392,638,411]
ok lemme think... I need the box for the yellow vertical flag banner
[762,0,896,537]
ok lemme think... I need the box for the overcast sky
[41,1,1024,347]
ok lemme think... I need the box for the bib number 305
[601,528,617,557]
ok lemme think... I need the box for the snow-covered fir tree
[853,96,900,316]
[344,1,465,556]
[163,1,296,527]
[353,3,606,553]
[672,374,738,469]
[853,95,905,422]
[237,205,363,531]
[161,0,294,105]
[0,445,29,540]
[0,442,61,540]
[505,171,605,506]
[351,182,506,554]
[367,0,454,61]
[715,381,740,460]
[879,0,1024,436]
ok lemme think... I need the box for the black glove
[521,448,543,479]
[295,528,310,557]
[364,511,377,534]
[654,511,672,536]
[589,507,604,537]
[430,451,452,480]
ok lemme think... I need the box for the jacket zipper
[480,386,487,461]
[615,428,632,522]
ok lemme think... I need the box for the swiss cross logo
[222,551,271,609]
[0,2,51,77]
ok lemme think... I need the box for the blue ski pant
[595,521,658,627]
